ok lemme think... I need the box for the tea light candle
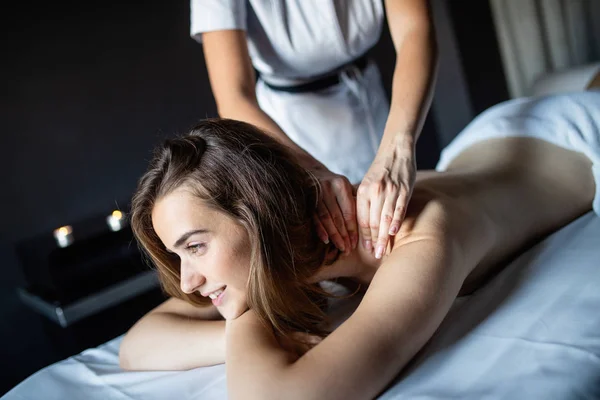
[106,210,126,231]
[53,225,74,248]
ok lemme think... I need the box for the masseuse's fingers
[313,215,329,244]
[376,181,412,258]
[316,173,356,253]
[322,188,351,254]
[356,184,373,252]
[316,201,345,252]
[387,156,415,238]
[311,167,356,253]
[357,144,417,258]
[333,176,358,250]
[375,195,396,259]
[369,193,385,256]
[388,186,410,237]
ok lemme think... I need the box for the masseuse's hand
[357,144,416,259]
[311,166,358,255]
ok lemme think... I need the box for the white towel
[437,90,600,216]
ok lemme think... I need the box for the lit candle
[106,210,126,231]
[53,225,74,248]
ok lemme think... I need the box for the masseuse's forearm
[218,96,323,169]
[119,313,225,371]
[379,24,438,154]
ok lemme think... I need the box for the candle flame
[112,210,123,220]
[54,225,72,236]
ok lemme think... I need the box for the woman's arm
[226,197,477,400]
[357,0,438,258]
[119,297,225,371]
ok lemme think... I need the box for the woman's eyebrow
[173,229,209,249]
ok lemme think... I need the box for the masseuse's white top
[190,0,390,183]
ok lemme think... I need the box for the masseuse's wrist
[378,130,416,162]
[395,129,417,151]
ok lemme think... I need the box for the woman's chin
[221,304,249,320]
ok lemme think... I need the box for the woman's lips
[211,287,226,306]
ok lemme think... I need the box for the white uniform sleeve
[190,0,247,43]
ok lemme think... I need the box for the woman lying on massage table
[120,88,600,399]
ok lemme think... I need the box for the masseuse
[191,0,438,258]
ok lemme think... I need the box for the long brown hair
[131,118,334,338]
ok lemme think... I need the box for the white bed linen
[4,212,600,400]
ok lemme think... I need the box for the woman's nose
[180,261,205,294]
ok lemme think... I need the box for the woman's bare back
[407,138,593,292]
[336,137,595,295]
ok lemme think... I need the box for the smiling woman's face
[151,186,251,320]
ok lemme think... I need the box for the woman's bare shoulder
[391,170,487,258]
[393,185,454,245]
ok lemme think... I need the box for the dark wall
[2,1,217,290]
[447,0,509,115]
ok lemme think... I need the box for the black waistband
[262,54,369,94]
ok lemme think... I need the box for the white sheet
[4,212,600,400]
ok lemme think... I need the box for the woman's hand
[357,143,416,259]
[310,166,358,255]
